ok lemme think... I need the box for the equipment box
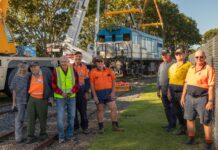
[115,82,131,92]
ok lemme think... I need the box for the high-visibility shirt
[89,67,116,91]
[73,63,89,85]
[185,64,215,96]
[168,61,192,86]
[54,66,76,98]
[29,74,44,99]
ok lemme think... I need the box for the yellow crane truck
[0,0,58,96]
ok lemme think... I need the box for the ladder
[66,0,90,46]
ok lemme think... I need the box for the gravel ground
[0,105,57,150]
[0,77,154,150]
[47,77,150,150]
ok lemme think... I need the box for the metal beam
[141,22,163,27]
[105,9,143,17]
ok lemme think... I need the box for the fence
[203,35,218,149]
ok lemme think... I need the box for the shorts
[96,89,114,104]
[184,94,212,125]
[98,98,114,104]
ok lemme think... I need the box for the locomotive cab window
[123,33,130,41]
[98,35,105,42]
[157,43,163,48]
[112,34,116,42]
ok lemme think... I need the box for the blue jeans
[56,97,76,140]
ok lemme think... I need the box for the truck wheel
[4,68,18,97]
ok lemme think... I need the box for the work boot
[112,122,124,132]
[175,126,186,135]
[185,138,195,145]
[58,138,65,144]
[82,129,90,134]
[16,138,26,144]
[25,136,37,144]
[98,122,104,134]
[202,143,212,150]
[39,133,48,141]
[165,126,175,132]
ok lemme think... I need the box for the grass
[87,83,202,150]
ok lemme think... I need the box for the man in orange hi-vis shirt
[90,56,124,134]
[73,51,90,134]
[181,49,215,150]
[26,62,53,144]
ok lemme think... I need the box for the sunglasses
[96,60,103,63]
[161,53,167,56]
[175,52,183,56]
[195,56,204,59]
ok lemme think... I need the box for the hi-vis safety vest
[29,74,44,99]
[54,66,76,98]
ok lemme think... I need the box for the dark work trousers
[160,86,176,128]
[27,96,48,137]
[170,89,186,127]
[74,87,88,130]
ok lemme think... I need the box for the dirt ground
[47,77,151,150]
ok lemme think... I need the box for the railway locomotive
[96,26,163,76]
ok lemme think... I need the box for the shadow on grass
[88,83,204,150]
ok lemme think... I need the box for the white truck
[0,0,92,96]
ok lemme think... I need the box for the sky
[171,0,218,34]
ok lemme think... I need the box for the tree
[7,0,201,54]
[7,0,75,56]
[80,0,201,51]
[202,28,218,43]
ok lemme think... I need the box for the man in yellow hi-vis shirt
[168,49,192,135]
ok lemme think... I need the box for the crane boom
[0,0,16,54]
[66,0,90,46]
[61,0,93,64]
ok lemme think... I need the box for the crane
[0,0,16,54]
[60,0,93,64]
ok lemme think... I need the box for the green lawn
[88,83,202,150]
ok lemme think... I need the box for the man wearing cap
[168,48,192,135]
[157,49,176,132]
[52,56,80,143]
[90,56,124,133]
[26,62,53,144]
[73,51,90,134]
[181,49,215,149]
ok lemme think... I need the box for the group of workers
[9,47,215,149]
[10,52,124,144]
[157,48,215,150]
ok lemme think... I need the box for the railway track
[0,78,149,150]
[0,112,57,141]
[0,103,12,108]
[0,103,13,116]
